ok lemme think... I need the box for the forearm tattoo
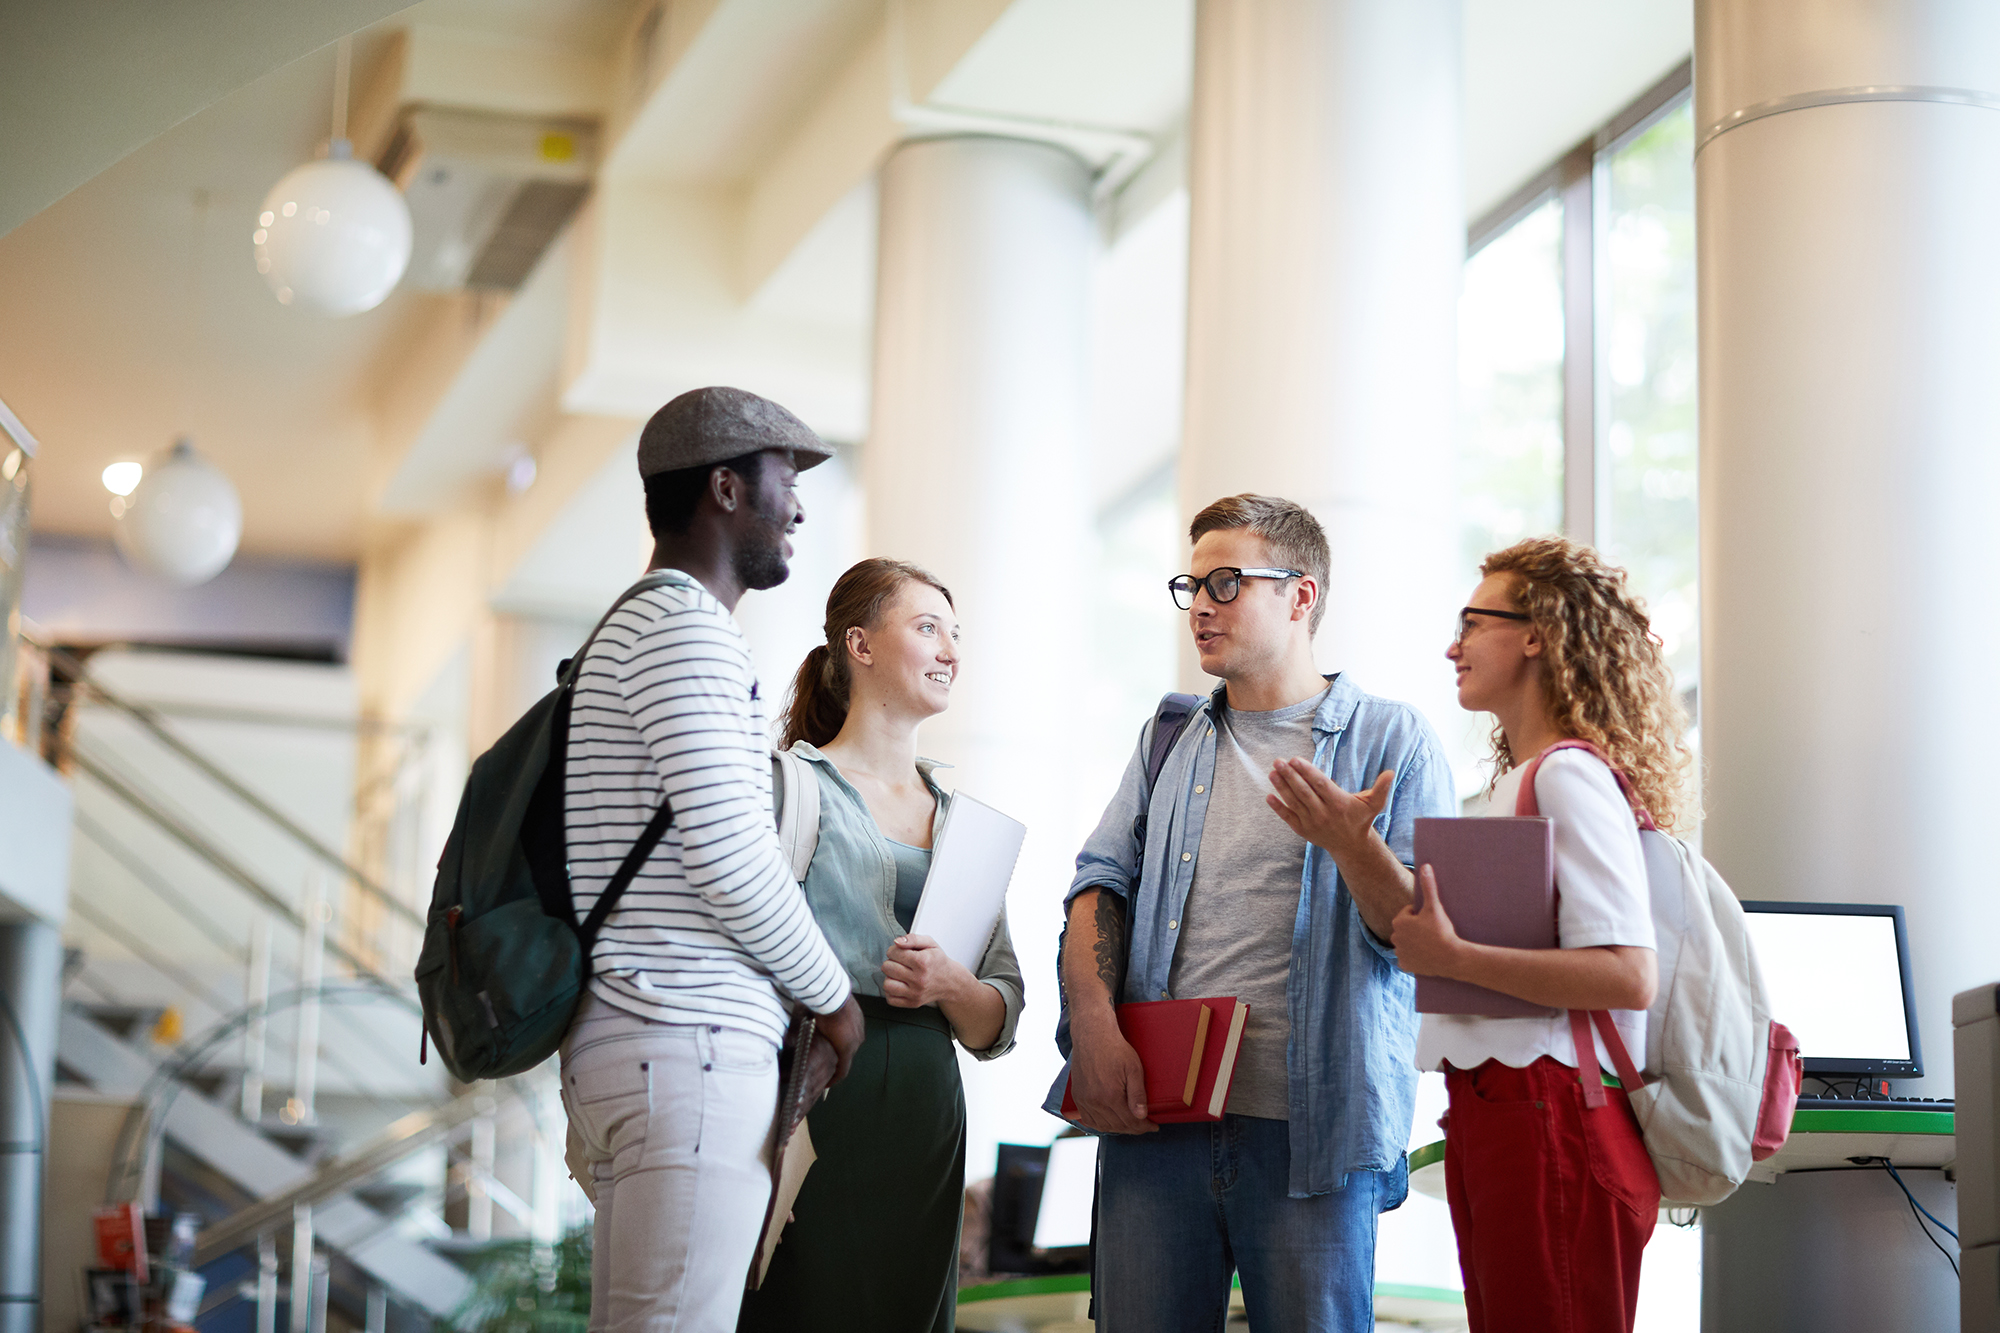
[1092,891,1128,1000]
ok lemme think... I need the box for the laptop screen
[1740,902,1921,1078]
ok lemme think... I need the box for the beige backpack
[1520,741,1803,1208]
[771,747,821,882]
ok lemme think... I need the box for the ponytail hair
[779,558,953,750]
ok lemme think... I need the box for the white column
[1179,0,1464,726]
[868,134,1094,1168]
[1696,0,2000,1099]
[1697,6,2000,1325]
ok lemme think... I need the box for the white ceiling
[1464,0,1693,219]
[0,45,424,561]
[0,0,634,561]
[407,0,634,53]
[930,0,1194,135]
[2,0,1693,566]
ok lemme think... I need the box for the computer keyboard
[1794,1094,1953,1113]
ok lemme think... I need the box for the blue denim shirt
[788,742,1024,1058]
[1041,674,1456,1198]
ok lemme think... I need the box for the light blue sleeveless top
[785,741,1024,1058]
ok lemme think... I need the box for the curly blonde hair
[1480,537,1694,830]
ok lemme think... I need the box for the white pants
[560,994,778,1333]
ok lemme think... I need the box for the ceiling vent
[379,108,598,292]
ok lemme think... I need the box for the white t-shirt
[1415,748,1655,1074]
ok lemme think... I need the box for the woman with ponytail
[1391,536,1691,1333]
[737,558,1021,1333]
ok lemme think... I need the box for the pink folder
[1411,817,1560,1018]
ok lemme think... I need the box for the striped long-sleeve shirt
[564,571,851,1044]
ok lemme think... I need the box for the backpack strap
[1569,1009,1646,1109]
[1145,692,1205,797]
[770,747,822,882]
[577,796,675,947]
[1518,740,1654,1107]
[562,570,695,941]
[557,568,688,689]
[1513,738,1657,830]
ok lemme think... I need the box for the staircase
[27,639,579,1333]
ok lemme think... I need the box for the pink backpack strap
[1569,1009,1646,1108]
[1520,741,1654,1106]
[1512,739,1657,830]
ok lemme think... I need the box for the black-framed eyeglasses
[1454,605,1533,646]
[1168,567,1303,610]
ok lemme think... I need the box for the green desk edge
[1790,1106,1953,1135]
[957,1273,1464,1308]
[1406,1106,1953,1176]
[1410,1139,1447,1173]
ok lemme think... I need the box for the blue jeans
[1095,1115,1406,1333]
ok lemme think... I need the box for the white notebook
[908,792,1026,969]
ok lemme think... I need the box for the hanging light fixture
[254,36,411,316]
[113,439,243,586]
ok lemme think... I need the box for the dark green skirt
[737,995,966,1333]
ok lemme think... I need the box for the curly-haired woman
[1390,536,1692,1333]
[736,557,1022,1333]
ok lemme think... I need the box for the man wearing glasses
[1045,493,1455,1332]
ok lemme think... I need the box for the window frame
[1466,58,1693,548]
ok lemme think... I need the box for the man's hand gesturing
[1266,760,1393,859]
[1263,760,1415,943]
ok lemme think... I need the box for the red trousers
[1443,1057,1660,1333]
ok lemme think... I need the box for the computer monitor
[985,1140,1091,1276]
[1739,901,1924,1079]
[1031,1136,1098,1250]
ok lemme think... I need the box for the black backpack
[415,572,680,1082]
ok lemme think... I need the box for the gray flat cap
[636,386,833,478]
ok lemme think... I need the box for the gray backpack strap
[770,747,822,882]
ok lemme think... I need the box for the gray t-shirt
[1166,688,1324,1120]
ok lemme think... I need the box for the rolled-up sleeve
[1064,719,1154,910]
[967,909,1024,1060]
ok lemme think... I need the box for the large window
[1451,73,1703,1327]
[1458,198,1565,577]
[1459,65,1698,721]
[1603,101,1699,685]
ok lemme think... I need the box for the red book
[93,1202,148,1283]
[1062,997,1250,1124]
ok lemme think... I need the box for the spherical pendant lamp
[254,144,411,316]
[252,37,411,317]
[113,439,243,586]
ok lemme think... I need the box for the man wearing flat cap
[558,386,865,1331]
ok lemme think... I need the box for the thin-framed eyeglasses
[1454,605,1533,646]
[1168,567,1303,610]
